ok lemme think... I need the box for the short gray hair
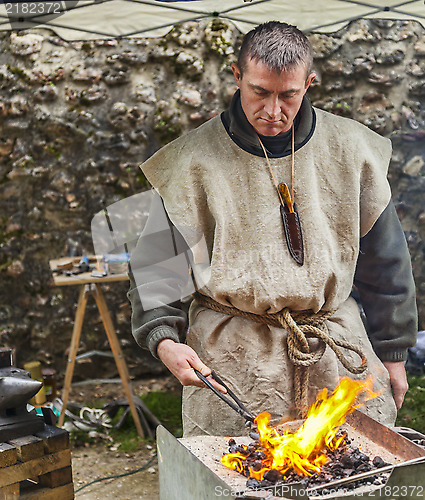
[237,21,313,78]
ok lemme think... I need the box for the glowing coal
[221,377,381,484]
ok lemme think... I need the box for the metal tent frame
[0,0,424,40]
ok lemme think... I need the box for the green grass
[109,422,141,451]
[108,391,182,451]
[141,391,182,437]
[396,375,425,434]
[69,390,182,451]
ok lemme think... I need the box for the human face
[232,59,316,136]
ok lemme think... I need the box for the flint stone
[189,112,203,122]
[415,41,425,57]
[50,171,75,190]
[309,34,343,58]
[176,88,202,108]
[6,260,24,277]
[346,22,381,42]
[103,68,130,86]
[409,80,425,96]
[376,49,405,65]
[373,20,395,30]
[175,52,204,77]
[95,39,118,48]
[0,64,15,84]
[0,305,13,321]
[80,85,107,103]
[110,51,148,66]
[9,96,28,116]
[129,128,148,143]
[149,45,176,61]
[368,71,402,86]
[10,33,43,55]
[403,156,425,177]
[0,139,14,156]
[111,102,128,116]
[323,59,352,76]
[325,80,355,92]
[6,221,21,233]
[204,20,235,56]
[407,63,425,77]
[381,22,414,42]
[71,67,102,82]
[353,55,376,73]
[358,91,391,109]
[135,84,156,104]
[34,85,58,102]
[167,24,200,48]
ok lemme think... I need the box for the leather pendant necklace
[258,126,305,265]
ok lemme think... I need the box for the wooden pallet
[0,426,74,499]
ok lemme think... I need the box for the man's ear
[305,72,316,91]
[231,63,242,87]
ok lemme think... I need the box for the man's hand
[383,361,408,410]
[157,339,227,393]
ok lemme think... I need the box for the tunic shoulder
[312,108,392,236]
[140,116,224,191]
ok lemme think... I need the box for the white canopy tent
[0,0,424,40]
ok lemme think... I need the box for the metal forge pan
[157,410,425,500]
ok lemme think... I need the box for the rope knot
[194,293,368,419]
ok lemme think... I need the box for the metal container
[157,410,425,500]
[41,367,57,402]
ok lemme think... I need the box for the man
[128,22,417,437]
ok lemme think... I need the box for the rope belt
[194,292,368,418]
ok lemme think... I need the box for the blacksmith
[128,22,417,436]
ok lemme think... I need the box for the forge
[157,410,425,500]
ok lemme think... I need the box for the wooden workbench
[49,257,144,438]
[50,256,128,286]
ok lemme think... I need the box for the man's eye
[255,90,268,96]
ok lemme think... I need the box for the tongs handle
[194,369,255,423]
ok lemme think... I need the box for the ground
[72,444,159,499]
[67,375,181,499]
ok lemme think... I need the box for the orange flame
[221,377,378,480]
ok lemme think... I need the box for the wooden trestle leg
[58,283,145,439]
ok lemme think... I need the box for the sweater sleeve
[354,201,418,361]
[127,191,191,358]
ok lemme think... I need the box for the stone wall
[0,18,424,379]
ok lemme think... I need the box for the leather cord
[291,122,295,201]
[257,123,295,208]
[258,134,286,207]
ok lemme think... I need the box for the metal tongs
[194,369,255,423]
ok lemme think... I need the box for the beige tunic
[141,108,397,436]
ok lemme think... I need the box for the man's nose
[264,96,280,118]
